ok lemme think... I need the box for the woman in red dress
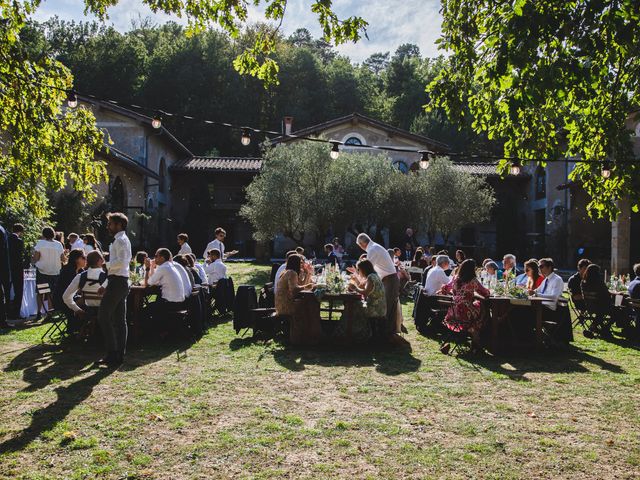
[524,259,544,291]
[439,259,490,348]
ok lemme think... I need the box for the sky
[32,0,445,62]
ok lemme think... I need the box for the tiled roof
[171,157,263,173]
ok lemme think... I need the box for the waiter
[356,233,399,342]
[96,212,132,368]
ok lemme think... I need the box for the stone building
[77,96,192,251]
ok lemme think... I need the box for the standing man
[203,227,238,260]
[97,213,132,367]
[8,224,25,319]
[355,233,399,342]
[0,223,10,328]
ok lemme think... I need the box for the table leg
[535,303,543,348]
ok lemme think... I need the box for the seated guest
[581,263,613,334]
[82,233,101,254]
[175,254,200,285]
[502,254,518,278]
[534,258,564,310]
[455,249,466,265]
[275,254,319,345]
[568,258,591,308]
[172,255,194,297]
[134,251,148,276]
[439,259,490,350]
[274,251,296,294]
[177,233,192,255]
[332,237,345,261]
[53,249,87,333]
[424,255,451,295]
[204,249,227,285]
[68,233,85,251]
[393,247,402,262]
[525,259,544,291]
[325,243,339,266]
[629,263,640,299]
[144,249,188,320]
[338,259,385,343]
[422,255,438,286]
[481,261,499,286]
[295,246,305,258]
[63,250,108,320]
[403,242,414,262]
[188,253,208,286]
[412,250,428,269]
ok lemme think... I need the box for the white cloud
[33,0,445,62]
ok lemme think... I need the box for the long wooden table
[294,291,362,341]
[127,285,160,341]
[432,294,546,353]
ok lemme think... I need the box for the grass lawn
[1,262,639,479]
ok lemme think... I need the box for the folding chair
[569,294,597,337]
[581,291,614,337]
[437,297,471,355]
[41,310,69,343]
[542,296,573,347]
[623,298,640,340]
[233,285,258,334]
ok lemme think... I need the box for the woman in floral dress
[439,259,490,348]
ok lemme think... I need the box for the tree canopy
[428,0,640,219]
[240,142,496,247]
[0,0,106,222]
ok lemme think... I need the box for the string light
[241,129,251,146]
[66,90,78,108]
[419,151,430,169]
[601,160,612,178]
[509,161,522,176]
[151,112,162,129]
[330,141,340,159]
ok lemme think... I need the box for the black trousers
[9,269,23,318]
[97,276,129,359]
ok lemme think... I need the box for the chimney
[283,116,293,136]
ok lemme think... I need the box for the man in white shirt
[177,233,192,255]
[188,253,208,287]
[145,248,187,303]
[356,233,398,340]
[534,258,565,311]
[63,250,108,317]
[172,260,193,299]
[68,233,85,251]
[96,213,132,368]
[203,227,238,260]
[425,255,451,295]
[204,249,227,285]
[32,226,65,319]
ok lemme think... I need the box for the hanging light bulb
[151,112,162,129]
[241,129,251,146]
[330,141,340,160]
[66,90,78,108]
[509,161,522,176]
[601,160,612,179]
[419,151,430,169]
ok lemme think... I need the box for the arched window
[344,136,363,146]
[110,176,125,212]
[392,160,409,174]
[159,157,167,194]
[535,166,546,199]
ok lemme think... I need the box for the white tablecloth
[20,277,38,318]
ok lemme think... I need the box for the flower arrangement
[129,269,143,286]
[324,264,345,294]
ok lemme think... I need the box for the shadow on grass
[457,344,626,381]
[271,344,421,376]
[0,338,183,454]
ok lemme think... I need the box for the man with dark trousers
[96,213,132,367]
[0,223,10,329]
[8,224,25,319]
